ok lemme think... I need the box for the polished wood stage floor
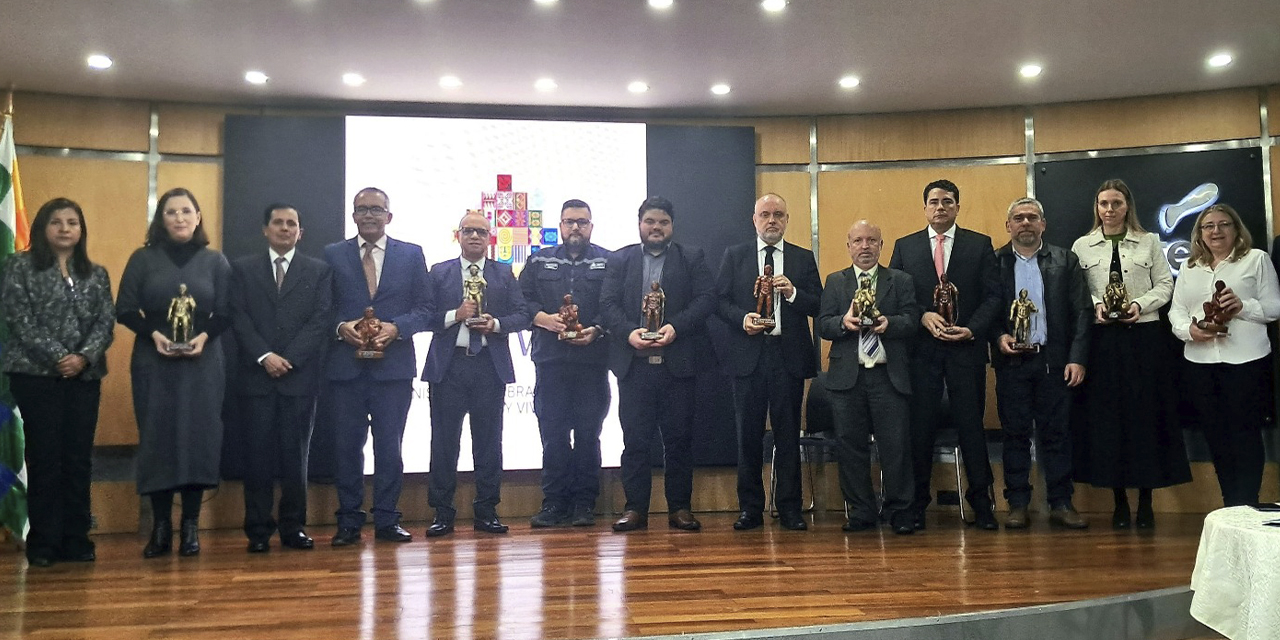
[1,511,1205,640]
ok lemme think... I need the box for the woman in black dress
[117,187,231,558]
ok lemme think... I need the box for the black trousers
[828,366,912,523]
[8,374,100,559]
[1184,357,1271,507]
[908,345,993,509]
[428,348,506,520]
[994,353,1075,509]
[732,339,805,516]
[617,360,695,514]
[242,392,316,542]
[533,361,609,512]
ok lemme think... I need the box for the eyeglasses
[561,218,592,228]
[354,206,389,217]
[459,227,490,237]
[1199,221,1235,232]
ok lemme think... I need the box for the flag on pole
[1,110,31,542]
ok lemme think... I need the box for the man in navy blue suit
[421,212,530,537]
[324,187,430,547]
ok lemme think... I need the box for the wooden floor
[0,511,1205,640]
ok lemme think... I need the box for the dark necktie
[764,244,775,272]
[274,256,286,291]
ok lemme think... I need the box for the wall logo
[467,174,559,277]
[1158,182,1219,275]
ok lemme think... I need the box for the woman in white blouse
[1071,180,1189,530]
[1169,203,1280,507]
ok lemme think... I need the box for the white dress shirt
[1169,249,1280,364]
[928,224,957,272]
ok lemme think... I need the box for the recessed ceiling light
[1019,64,1043,79]
[710,83,731,95]
[761,0,786,11]
[648,0,674,8]
[838,76,860,89]
[535,78,558,92]
[533,0,557,4]
[439,75,462,88]
[628,81,650,94]
[86,54,113,70]
[342,72,366,87]
[245,70,269,85]
[1207,52,1233,68]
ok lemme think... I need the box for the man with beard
[600,196,716,532]
[991,197,1091,529]
[715,193,821,531]
[519,199,611,527]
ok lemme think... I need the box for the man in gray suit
[817,220,920,535]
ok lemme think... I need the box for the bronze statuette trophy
[1193,280,1230,336]
[1102,271,1131,322]
[641,281,665,341]
[933,273,960,334]
[166,283,196,353]
[851,273,880,327]
[463,263,488,328]
[353,306,385,359]
[752,264,777,329]
[558,293,583,341]
[1009,288,1038,352]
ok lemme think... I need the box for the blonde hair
[1185,204,1251,268]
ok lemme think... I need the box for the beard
[642,236,671,252]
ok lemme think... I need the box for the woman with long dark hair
[116,187,231,558]
[1,197,116,567]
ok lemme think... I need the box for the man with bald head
[716,193,822,531]
[421,212,530,537]
[818,221,920,534]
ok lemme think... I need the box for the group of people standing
[1,177,1274,567]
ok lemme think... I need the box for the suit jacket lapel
[345,237,366,298]
[256,254,280,299]
[875,266,893,307]
[278,254,304,298]
[444,259,464,308]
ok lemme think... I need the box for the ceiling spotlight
[838,76,860,89]
[1207,52,1233,68]
[86,54,113,70]
[535,78,558,91]
[648,0,674,8]
[1019,64,1043,79]
[534,0,557,4]
[244,70,269,85]
[761,0,786,11]
[628,81,650,93]
[710,83,731,95]
[342,73,366,87]
[439,75,462,88]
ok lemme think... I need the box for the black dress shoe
[890,512,915,535]
[778,513,808,531]
[59,546,96,563]
[1135,504,1155,529]
[426,517,455,537]
[280,530,314,550]
[912,511,926,531]
[27,555,56,568]
[733,512,763,530]
[143,519,173,559]
[247,540,270,553]
[1112,506,1131,529]
[612,510,648,532]
[971,501,1000,530]
[570,505,596,527]
[474,517,509,534]
[842,518,876,532]
[178,519,201,556]
[331,527,362,547]
[375,524,413,542]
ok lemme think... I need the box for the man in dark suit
[888,178,1000,530]
[600,196,716,532]
[991,197,1091,530]
[231,204,333,553]
[818,220,921,535]
[716,193,821,531]
[421,212,530,537]
[324,187,430,547]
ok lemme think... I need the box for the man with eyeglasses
[421,212,530,537]
[324,187,431,547]
[991,197,1092,530]
[518,199,612,528]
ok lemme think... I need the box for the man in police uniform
[519,199,612,527]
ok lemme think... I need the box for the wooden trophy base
[752,318,777,329]
[640,331,662,341]
[355,350,384,359]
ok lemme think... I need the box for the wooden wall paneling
[816,108,1024,163]
[158,104,256,156]
[757,171,812,249]
[157,162,224,250]
[653,117,811,165]
[1033,89,1260,153]
[16,155,149,446]
[12,92,150,152]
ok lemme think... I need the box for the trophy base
[640,331,662,341]
[752,318,777,329]
[940,325,963,335]
[1105,310,1126,321]
[558,330,579,341]
[167,342,194,354]
[1196,321,1229,336]
[1010,342,1039,353]
[464,317,488,328]
[859,317,878,327]
[355,350,385,359]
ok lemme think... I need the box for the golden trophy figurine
[463,263,488,328]
[166,283,196,353]
[1009,289,1038,352]
[1102,271,1131,322]
[558,294,583,341]
[752,264,778,329]
[851,273,880,327]
[640,281,665,341]
[353,306,385,359]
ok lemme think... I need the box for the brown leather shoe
[612,510,648,532]
[668,509,701,531]
[1049,507,1089,529]
[1005,506,1030,529]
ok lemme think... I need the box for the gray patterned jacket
[1,252,116,380]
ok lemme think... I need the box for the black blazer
[715,240,821,379]
[422,258,530,385]
[817,266,920,395]
[888,227,1001,364]
[989,242,1092,371]
[230,252,334,397]
[600,241,716,380]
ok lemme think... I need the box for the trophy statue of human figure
[850,272,879,327]
[933,273,959,331]
[353,306,385,359]
[1009,288,1038,351]
[1193,279,1231,336]
[752,264,777,329]
[641,281,665,341]
[1102,271,1131,322]
[558,293,582,341]
[463,263,488,328]
[166,283,196,353]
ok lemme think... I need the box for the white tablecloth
[1190,506,1280,640]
